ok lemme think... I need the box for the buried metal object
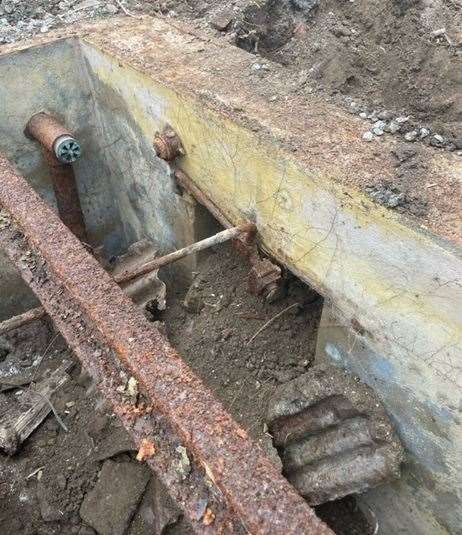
[0,154,333,535]
[25,112,82,164]
[267,364,405,505]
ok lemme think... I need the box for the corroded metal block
[267,365,405,505]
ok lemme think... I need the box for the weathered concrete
[316,305,462,535]
[0,15,460,534]
[0,39,87,320]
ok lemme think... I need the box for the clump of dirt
[163,243,323,440]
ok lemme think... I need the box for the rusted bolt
[247,257,282,302]
[25,112,81,164]
[153,127,184,161]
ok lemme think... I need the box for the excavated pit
[0,21,460,535]
[0,38,376,534]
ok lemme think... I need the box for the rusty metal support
[25,112,87,241]
[0,224,256,335]
[116,222,256,283]
[0,154,333,535]
[175,169,282,301]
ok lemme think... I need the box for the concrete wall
[78,40,462,534]
[0,39,202,321]
[78,43,203,271]
[0,39,90,320]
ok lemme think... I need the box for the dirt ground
[1,0,461,144]
[0,244,371,534]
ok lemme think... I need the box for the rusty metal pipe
[115,223,256,283]
[25,112,81,164]
[0,224,255,335]
[0,154,333,535]
[25,113,86,241]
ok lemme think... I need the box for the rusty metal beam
[0,154,333,535]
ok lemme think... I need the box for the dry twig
[246,303,300,346]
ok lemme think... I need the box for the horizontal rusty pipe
[25,113,87,241]
[0,154,333,535]
[0,224,255,335]
[116,223,256,283]
[25,112,81,164]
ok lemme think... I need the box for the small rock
[387,120,401,134]
[183,281,203,314]
[175,445,191,479]
[359,111,368,119]
[419,127,430,139]
[80,460,150,535]
[104,3,118,14]
[251,62,269,73]
[367,111,378,121]
[362,131,374,142]
[348,102,361,114]
[404,130,418,142]
[367,185,406,209]
[378,110,393,121]
[430,134,445,147]
[209,10,233,31]
[395,116,410,124]
[332,25,351,37]
[372,120,386,136]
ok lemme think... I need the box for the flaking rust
[0,153,333,535]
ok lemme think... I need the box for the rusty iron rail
[0,154,333,535]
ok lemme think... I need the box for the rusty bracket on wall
[175,169,282,301]
[0,154,333,535]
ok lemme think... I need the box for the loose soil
[0,243,371,534]
[2,0,460,142]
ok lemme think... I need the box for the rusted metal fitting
[248,257,282,302]
[25,112,81,164]
[154,126,184,161]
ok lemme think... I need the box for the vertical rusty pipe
[25,113,87,242]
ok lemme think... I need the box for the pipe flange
[54,135,82,164]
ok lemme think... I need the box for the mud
[0,243,372,534]
[153,0,462,143]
